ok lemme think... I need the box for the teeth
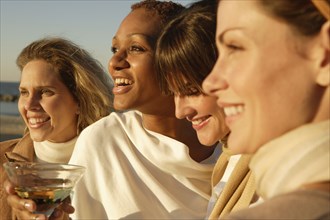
[192,119,203,125]
[191,116,210,125]
[115,78,133,86]
[29,118,48,125]
[224,105,244,117]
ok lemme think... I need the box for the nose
[174,96,196,120]
[202,58,228,97]
[23,94,41,111]
[108,50,130,75]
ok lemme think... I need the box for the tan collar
[4,132,34,162]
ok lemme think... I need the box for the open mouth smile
[28,117,50,126]
[114,78,133,87]
[190,115,211,130]
[223,105,244,117]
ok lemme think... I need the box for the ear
[316,21,330,87]
[76,103,80,115]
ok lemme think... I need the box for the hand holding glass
[3,162,85,217]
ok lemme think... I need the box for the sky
[0,0,193,82]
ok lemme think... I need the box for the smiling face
[18,60,79,143]
[203,1,326,153]
[109,8,174,115]
[175,92,228,146]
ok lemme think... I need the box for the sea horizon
[0,81,24,141]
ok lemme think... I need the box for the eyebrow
[19,85,56,90]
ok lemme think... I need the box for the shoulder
[73,111,144,153]
[82,111,142,133]
[0,138,20,164]
[0,138,21,154]
[1,133,34,163]
[226,190,330,219]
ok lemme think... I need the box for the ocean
[0,81,24,141]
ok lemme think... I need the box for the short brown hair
[155,0,217,95]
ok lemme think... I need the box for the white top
[250,120,330,199]
[205,154,241,217]
[34,137,77,163]
[69,111,219,219]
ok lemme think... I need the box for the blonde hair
[17,37,113,133]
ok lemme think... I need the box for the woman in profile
[1,37,113,220]
[203,0,330,219]
[155,0,257,218]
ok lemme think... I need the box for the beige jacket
[0,133,34,220]
[208,147,257,219]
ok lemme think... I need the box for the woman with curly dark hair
[67,1,219,219]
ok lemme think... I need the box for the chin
[113,104,128,111]
[30,133,48,142]
[228,135,246,154]
[199,136,218,147]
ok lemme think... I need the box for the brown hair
[17,37,113,133]
[155,0,217,95]
[258,0,329,36]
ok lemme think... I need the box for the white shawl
[250,120,330,199]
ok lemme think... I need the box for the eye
[228,44,241,50]
[225,43,243,55]
[19,89,29,97]
[128,45,145,53]
[183,86,201,96]
[111,46,118,54]
[41,89,54,96]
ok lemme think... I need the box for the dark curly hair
[131,0,185,26]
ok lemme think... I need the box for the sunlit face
[174,92,229,146]
[18,60,79,142]
[203,1,322,153]
[109,8,174,115]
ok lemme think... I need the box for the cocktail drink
[3,162,85,217]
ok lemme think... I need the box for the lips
[191,115,210,125]
[28,117,50,128]
[112,77,134,95]
[190,115,211,130]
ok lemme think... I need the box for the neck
[142,114,215,162]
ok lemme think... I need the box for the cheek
[45,98,77,117]
[228,57,271,97]
[17,99,26,115]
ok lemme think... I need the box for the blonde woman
[1,37,113,220]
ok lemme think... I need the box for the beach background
[0,0,193,142]
[0,82,25,141]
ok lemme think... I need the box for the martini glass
[3,162,85,217]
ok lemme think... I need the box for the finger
[13,208,46,220]
[56,196,74,214]
[7,194,36,212]
[58,202,75,214]
[4,180,16,194]
[49,209,64,220]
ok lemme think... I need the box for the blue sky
[0,0,193,82]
